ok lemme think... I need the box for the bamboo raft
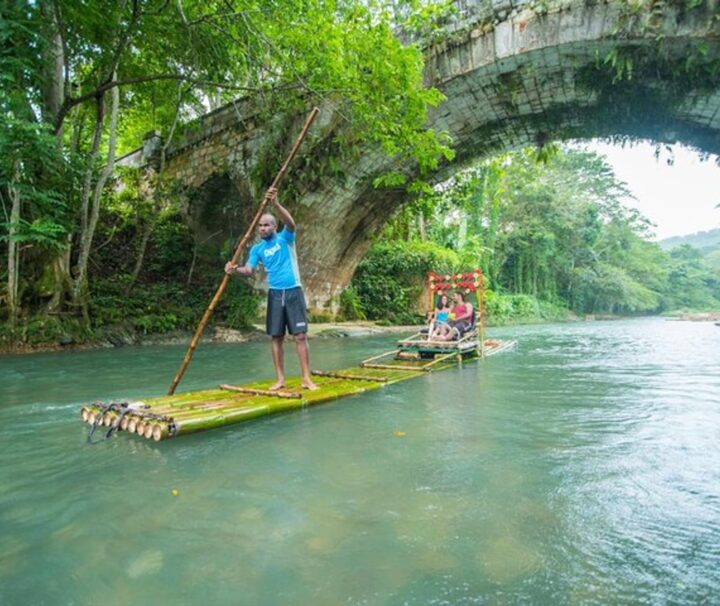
[79,338,516,442]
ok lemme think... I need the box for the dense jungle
[2,0,719,351]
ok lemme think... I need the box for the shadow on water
[1,318,719,605]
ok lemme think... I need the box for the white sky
[583,140,720,241]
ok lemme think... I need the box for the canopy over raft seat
[360,269,513,371]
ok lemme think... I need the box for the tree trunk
[457,213,467,250]
[123,218,153,296]
[4,171,21,326]
[77,99,105,257]
[186,239,199,287]
[40,3,66,132]
[45,248,72,314]
[72,76,120,319]
[417,213,426,242]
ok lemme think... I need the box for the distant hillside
[660,228,720,270]
[659,228,720,252]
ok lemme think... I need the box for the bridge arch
[121,0,720,311]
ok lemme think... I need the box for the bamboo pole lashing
[168,106,321,396]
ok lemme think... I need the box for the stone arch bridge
[120,0,720,312]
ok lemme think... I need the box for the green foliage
[662,245,720,309]
[0,315,94,347]
[483,290,567,325]
[220,280,262,329]
[3,0,454,339]
[351,240,459,324]
[358,145,719,322]
[133,313,179,335]
[0,80,74,254]
[146,215,195,278]
[90,276,203,332]
[338,285,367,321]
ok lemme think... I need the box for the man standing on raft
[225,186,318,391]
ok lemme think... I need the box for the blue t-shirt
[248,227,302,289]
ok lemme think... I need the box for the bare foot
[269,381,286,392]
[302,380,319,391]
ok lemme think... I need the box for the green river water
[1,317,719,605]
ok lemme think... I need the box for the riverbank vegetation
[347,147,720,325]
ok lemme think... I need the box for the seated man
[427,293,451,340]
[436,291,474,341]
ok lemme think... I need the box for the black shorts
[450,319,471,337]
[266,287,309,337]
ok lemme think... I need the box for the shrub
[351,241,459,324]
[338,285,366,321]
[220,280,262,329]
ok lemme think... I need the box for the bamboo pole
[171,405,272,437]
[219,384,302,399]
[311,370,388,382]
[421,351,459,369]
[167,107,321,395]
[361,363,429,372]
[152,423,170,442]
[397,338,466,347]
[360,349,400,366]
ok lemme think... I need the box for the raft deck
[80,339,516,442]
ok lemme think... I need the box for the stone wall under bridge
[118,0,720,314]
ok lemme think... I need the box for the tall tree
[2,0,452,323]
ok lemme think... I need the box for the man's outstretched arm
[267,187,296,232]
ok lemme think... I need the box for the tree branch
[103,0,141,86]
[54,75,279,133]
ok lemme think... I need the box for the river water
[1,317,719,605]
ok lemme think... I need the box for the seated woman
[436,291,474,341]
[427,293,451,340]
